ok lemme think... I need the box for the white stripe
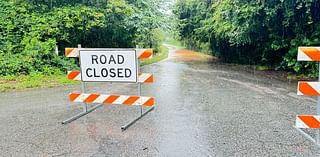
[307,82,320,93]
[66,48,79,57]
[297,82,303,95]
[74,94,90,102]
[296,116,309,128]
[93,95,110,103]
[114,96,130,104]
[136,49,144,57]
[74,74,81,80]
[132,96,150,106]
[139,73,151,82]
[136,48,143,54]
[298,47,312,61]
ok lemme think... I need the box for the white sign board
[79,50,137,82]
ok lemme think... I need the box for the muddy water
[0,45,320,156]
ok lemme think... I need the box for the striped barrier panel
[69,92,154,106]
[296,115,320,128]
[298,47,320,61]
[65,48,153,59]
[67,71,154,83]
[295,46,320,146]
[297,82,320,96]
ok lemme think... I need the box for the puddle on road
[169,49,213,62]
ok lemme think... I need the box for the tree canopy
[174,0,320,76]
[0,0,166,76]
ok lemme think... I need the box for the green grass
[0,73,79,92]
[141,45,169,66]
[0,45,169,92]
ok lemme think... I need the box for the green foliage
[0,0,166,77]
[174,0,320,76]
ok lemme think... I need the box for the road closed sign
[79,50,137,82]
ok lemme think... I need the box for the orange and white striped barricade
[69,93,154,106]
[62,45,155,130]
[298,47,320,61]
[65,48,153,59]
[295,46,320,146]
[67,70,154,83]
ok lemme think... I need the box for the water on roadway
[1,45,320,156]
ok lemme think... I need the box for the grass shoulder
[141,45,169,66]
[0,73,79,92]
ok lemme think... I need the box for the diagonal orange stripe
[84,94,100,103]
[65,48,73,56]
[144,75,154,83]
[300,48,320,61]
[139,49,153,59]
[143,97,154,106]
[69,93,80,102]
[103,95,119,104]
[298,115,320,128]
[299,82,320,96]
[123,96,139,105]
[68,71,80,80]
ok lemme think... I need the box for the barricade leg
[62,104,103,124]
[121,106,154,131]
[294,126,318,145]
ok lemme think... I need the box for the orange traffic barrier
[138,49,153,59]
[298,47,320,61]
[69,92,154,106]
[65,48,153,59]
[67,71,154,83]
[297,82,320,96]
[65,48,79,57]
[296,115,320,128]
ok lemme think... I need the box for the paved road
[1,46,320,156]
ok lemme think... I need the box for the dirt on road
[0,45,319,156]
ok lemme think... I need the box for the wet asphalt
[1,46,320,156]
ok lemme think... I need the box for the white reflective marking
[296,116,309,128]
[114,96,130,104]
[132,97,149,106]
[94,95,109,103]
[298,48,312,61]
[75,94,90,102]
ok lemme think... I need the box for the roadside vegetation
[173,0,320,77]
[0,0,171,92]
[141,45,169,66]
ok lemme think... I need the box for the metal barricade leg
[62,104,103,124]
[121,106,155,131]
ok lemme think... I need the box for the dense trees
[0,0,165,76]
[174,0,320,75]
